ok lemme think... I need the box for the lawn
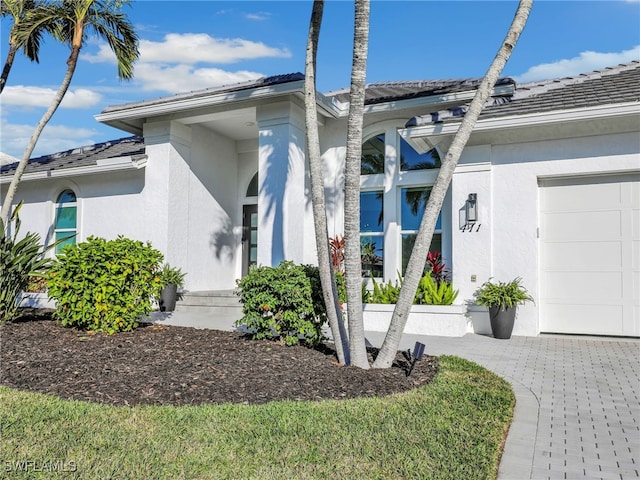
[0,355,514,479]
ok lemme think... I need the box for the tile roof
[4,62,637,177]
[406,61,640,126]
[101,73,306,114]
[482,61,640,118]
[326,77,515,105]
[0,136,145,177]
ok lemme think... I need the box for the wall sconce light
[465,193,478,223]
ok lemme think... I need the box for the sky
[0,0,639,160]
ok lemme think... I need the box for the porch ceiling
[180,106,258,141]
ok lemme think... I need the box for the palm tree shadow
[209,216,238,262]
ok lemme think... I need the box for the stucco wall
[186,125,240,290]
[1,169,146,253]
[454,131,640,336]
[256,101,314,268]
[142,121,243,291]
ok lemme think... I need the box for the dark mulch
[0,312,438,407]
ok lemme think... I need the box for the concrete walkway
[148,313,639,479]
[365,332,640,480]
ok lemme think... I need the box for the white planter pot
[361,303,469,337]
[17,292,56,309]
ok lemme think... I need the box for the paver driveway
[368,333,640,480]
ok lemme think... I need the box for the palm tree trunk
[1,46,81,224]
[372,0,533,368]
[344,0,370,369]
[304,0,350,365]
[0,43,18,94]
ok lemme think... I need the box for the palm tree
[372,0,533,368]
[0,0,139,224]
[0,0,48,94]
[303,0,349,365]
[343,0,370,369]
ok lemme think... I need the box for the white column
[256,102,307,267]
[142,120,191,272]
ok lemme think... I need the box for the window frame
[359,123,450,281]
[53,188,78,255]
[399,185,443,275]
[359,188,385,278]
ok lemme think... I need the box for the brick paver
[374,333,640,480]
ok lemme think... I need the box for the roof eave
[0,155,147,184]
[400,101,640,153]
[96,81,516,134]
[95,80,308,132]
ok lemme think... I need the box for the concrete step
[178,290,241,307]
[173,290,243,320]
[174,304,242,316]
[181,289,237,298]
[178,296,241,307]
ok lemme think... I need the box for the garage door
[539,173,639,337]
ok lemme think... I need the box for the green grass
[0,356,514,480]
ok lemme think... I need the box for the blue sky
[1,0,639,160]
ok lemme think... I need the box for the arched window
[246,172,258,197]
[54,189,77,254]
[361,134,385,175]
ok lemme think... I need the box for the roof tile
[1,136,145,177]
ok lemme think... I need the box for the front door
[242,204,258,276]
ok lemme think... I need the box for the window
[246,172,258,197]
[360,190,384,277]
[400,187,442,274]
[399,137,441,171]
[358,129,447,280]
[54,189,77,254]
[361,134,385,175]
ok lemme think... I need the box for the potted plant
[158,263,186,312]
[474,277,533,339]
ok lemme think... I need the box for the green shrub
[370,276,401,304]
[360,272,458,306]
[46,236,163,334]
[330,270,370,305]
[415,272,459,305]
[333,270,348,303]
[0,204,54,323]
[235,261,326,346]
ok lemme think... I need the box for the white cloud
[77,32,291,95]
[133,63,263,93]
[141,33,290,64]
[80,43,118,65]
[0,120,97,159]
[515,46,640,83]
[245,12,271,21]
[1,86,102,109]
[82,33,291,66]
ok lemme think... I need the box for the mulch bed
[0,311,438,407]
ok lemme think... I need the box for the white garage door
[539,173,639,337]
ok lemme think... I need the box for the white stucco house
[2,62,639,337]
